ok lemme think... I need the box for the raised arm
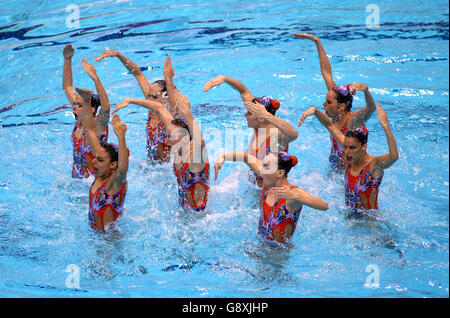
[294,33,336,91]
[172,90,207,164]
[214,152,262,181]
[244,100,298,143]
[62,44,77,105]
[81,58,110,134]
[163,56,177,109]
[204,75,255,102]
[298,107,345,146]
[109,114,128,187]
[372,104,399,172]
[113,98,175,129]
[348,82,377,129]
[96,50,151,98]
[75,88,103,156]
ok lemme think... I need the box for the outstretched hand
[113,99,130,114]
[95,50,120,62]
[82,58,98,79]
[214,155,225,181]
[203,75,225,92]
[163,56,175,81]
[293,33,318,42]
[63,44,75,58]
[297,107,316,127]
[112,114,127,137]
[377,104,389,128]
[350,82,368,92]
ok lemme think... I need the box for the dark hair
[90,92,101,114]
[276,152,298,176]
[152,79,167,92]
[345,127,369,145]
[332,86,353,111]
[171,118,191,139]
[102,143,119,163]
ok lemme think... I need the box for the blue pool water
[0,0,448,297]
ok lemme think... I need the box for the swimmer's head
[167,118,191,146]
[92,143,119,177]
[344,127,369,163]
[253,96,280,116]
[323,85,354,118]
[148,80,168,103]
[260,151,298,187]
[73,89,101,120]
[245,97,280,129]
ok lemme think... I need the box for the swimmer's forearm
[117,135,129,176]
[313,109,345,146]
[91,76,111,131]
[294,188,329,211]
[351,89,376,128]
[265,113,298,142]
[223,76,254,102]
[63,56,73,90]
[223,152,261,173]
[116,52,142,76]
[127,98,174,128]
[382,123,399,166]
[314,39,335,90]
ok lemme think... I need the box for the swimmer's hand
[95,50,120,62]
[63,44,74,58]
[113,99,130,114]
[267,186,297,200]
[214,155,225,181]
[82,58,98,79]
[163,56,175,82]
[297,107,316,127]
[350,82,368,92]
[376,104,389,128]
[112,114,127,137]
[203,75,225,92]
[173,90,191,114]
[243,101,270,120]
[293,33,319,42]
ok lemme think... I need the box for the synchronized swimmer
[63,32,399,242]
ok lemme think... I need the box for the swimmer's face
[148,83,166,103]
[92,147,117,177]
[245,110,264,128]
[323,90,344,119]
[260,153,283,187]
[343,136,367,163]
[73,94,95,120]
[167,127,190,147]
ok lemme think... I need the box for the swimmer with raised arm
[214,151,328,243]
[204,75,298,186]
[75,88,129,231]
[294,33,377,169]
[62,44,110,178]
[318,104,398,213]
[114,57,210,212]
[96,50,178,162]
